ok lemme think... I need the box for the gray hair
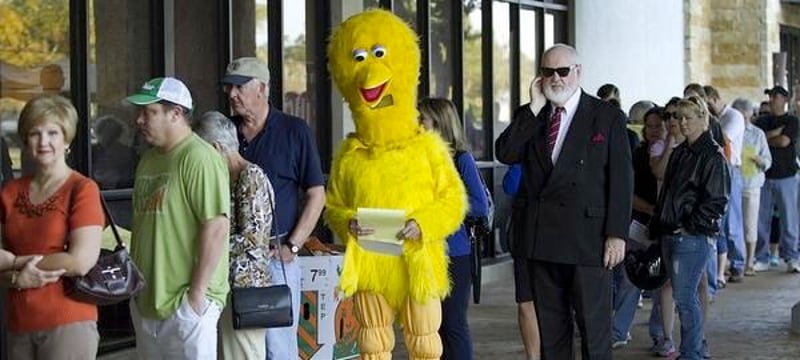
[193,111,239,153]
[543,43,581,65]
[731,98,755,118]
[628,100,656,125]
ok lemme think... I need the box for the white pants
[219,300,266,360]
[742,187,761,244]
[130,295,222,360]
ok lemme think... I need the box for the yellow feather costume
[326,9,467,360]
[326,9,466,309]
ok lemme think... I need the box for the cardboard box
[298,256,360,360]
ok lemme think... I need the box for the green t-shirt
[131,133,231,319]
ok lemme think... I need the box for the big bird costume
[325,9,467,360]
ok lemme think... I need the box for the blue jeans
[648,287,668,340]
[440,255,473,360]
[725,167,746,272]
[662,234,711,360]
[756,176,799,263]
[611,265,640,342]
[265,258,301,360]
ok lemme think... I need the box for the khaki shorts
[8,321,99,360]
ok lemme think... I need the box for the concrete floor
[393,260,800,359]
[100,259,800,359]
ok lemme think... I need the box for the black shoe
[728,271,744,283]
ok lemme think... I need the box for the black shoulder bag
[230,190,293,329]
[67,188,146,305]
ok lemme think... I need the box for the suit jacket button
[578,159,584,165]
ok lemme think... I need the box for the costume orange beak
[357,63,393,108]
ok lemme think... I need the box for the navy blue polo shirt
[233,108,325,236]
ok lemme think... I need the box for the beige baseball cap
[221,57,270,85]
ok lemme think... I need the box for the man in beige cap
[220,58,325,360]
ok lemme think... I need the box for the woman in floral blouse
[194,111,275,359]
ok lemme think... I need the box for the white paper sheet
[356,207,406,256]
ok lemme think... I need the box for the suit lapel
[533,103,553,174]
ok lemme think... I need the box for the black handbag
[229,194,293,329]
[66,189,146,305]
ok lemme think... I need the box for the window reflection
[282,1,309,123]
[519,9,537,105]
[545,13,555,49]
[393,0,417,32]
[89,0,152,191]
[493,1,510,142]
[429,0,453,98]
[0,0,70,179]
[463,1,484,159]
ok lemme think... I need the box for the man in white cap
[126,77,231,359]
[221,57,325,359]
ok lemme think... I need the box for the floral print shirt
[230,163,274,288]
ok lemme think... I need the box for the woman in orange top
[0,94,104,359]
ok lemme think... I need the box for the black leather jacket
[650,131,730,238]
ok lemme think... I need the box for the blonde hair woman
[418,98,491,360]
[1,94,104,359]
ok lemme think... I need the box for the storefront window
[429,0,454,98]
[493,1,510,141]
[0,0,70,179]
[463,0,484,159]
[282,2,310,126]
[394,0,417,32]
[519,8,537,105]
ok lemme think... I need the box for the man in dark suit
[496,44,632,360]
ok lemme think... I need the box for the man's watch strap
[289,242,301,254]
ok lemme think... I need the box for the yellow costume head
[328,9,420,146]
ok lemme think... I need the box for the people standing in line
[419,98,489,360]
[193,111,275,360]
[753,85,800,273]
[731,98,772,276]
[647,98,683,358]
[221,57,326,359]
[650,96,730,360]
[496,44,633,360]
[612,105,666,351]
[126,77,231,360]
[0,94,104,359]
[705,86,746,284]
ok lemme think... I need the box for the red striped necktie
[547,106,565,154]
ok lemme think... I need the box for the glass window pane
[90,0,153,191]
[256,0,268,59]
[544,12,555,49]
[519,9,537,105]
[394,0,417,32]
[429,0,453,98]
[282,2,309,125]
[364,0,380,9]
[493,1,510,144]
[0,0,70,179]
[463,0,484,159]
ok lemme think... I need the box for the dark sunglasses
[540,64,577,78]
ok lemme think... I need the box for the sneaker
[654,338,676,357]
[788,261,800,273]
[770,255,780,268]
[612,332,632,349]
[753,261,771,272]
[637,294,644,309]
[702,339,711,358]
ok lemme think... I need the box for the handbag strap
[269,193,289,286]
[66,177,123,250]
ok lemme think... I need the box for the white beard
[544,83,577,105]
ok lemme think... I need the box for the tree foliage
[0,0,69,68]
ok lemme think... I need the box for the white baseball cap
[126,77,193,111]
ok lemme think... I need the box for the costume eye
[352,49,367,62]
[372,45,386,58]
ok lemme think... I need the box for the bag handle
[66,177,124,250]
[99,194,125,250]
[269,190,289,286]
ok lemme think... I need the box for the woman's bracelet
[10,271,19,289]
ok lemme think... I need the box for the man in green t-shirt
[126,77,231,359]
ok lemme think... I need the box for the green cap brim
[126,93,161,105]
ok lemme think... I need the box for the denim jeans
[265,258,301,360]
[648,287,667,340]
[662,234,711,360]
[725,167,745,272]
[611,265,640,342]
[440,255,473,360]
[756,176,799,263]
